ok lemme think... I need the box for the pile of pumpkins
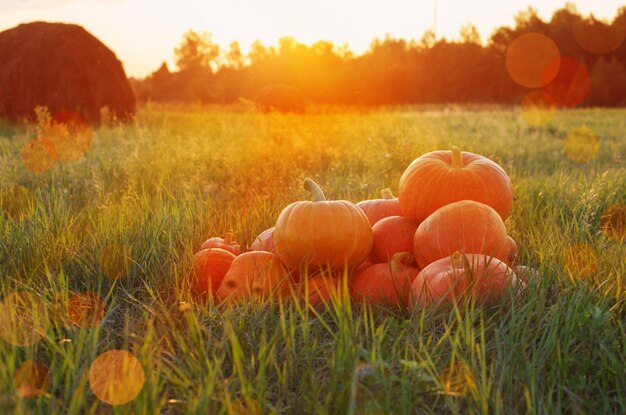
[192,146,527,311]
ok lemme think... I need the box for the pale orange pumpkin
[302,274,341,310]
[410,252,517,309]
[356,188,402,225]
[250,227,275,252]
[216,251,292,303]
[370,216,418,264]
[399,146,513,223]
[274,179,373,270]
[201,232,241,256]
[350,252,419,309]
[413,200,509,269]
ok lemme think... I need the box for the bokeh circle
[563,125,599,163]
[0,291,49,347]
[88,350,145,405]
[506,33,561,88]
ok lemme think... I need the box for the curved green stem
[450,145,464,168]
[304,179,326,202]
[381,188,395,199]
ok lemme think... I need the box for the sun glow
[0,0,624,77]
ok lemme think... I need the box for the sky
[0,0,624,78]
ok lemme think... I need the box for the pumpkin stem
[390,252,413,273]
[450,251,465,269]
[224,232,233,244]
[450,145,464,168]
[381,188,395,199]
[304,179,326,202]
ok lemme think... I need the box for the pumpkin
[350,252,419,309]
[410,252,517,309]
[356,188,402,225]
[302,274,340,310]
[274,179,373,270]
[506,236,518,265]
[201,232,241,255]
[413,200,510,269]
[216,251,292,303]
[398,146,513,223]
[192,248,236,297]
[250,227,275,252]
[370,216,418,264]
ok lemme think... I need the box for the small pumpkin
[201,232,241,256]
[250,227,275,252]
[506,236,518,265]
[274,179,373,270]
[302,274,341,310]
[399,146,513,223]
[356,188,402,225]
[413,200,510,269]
[192,248,236,297]
[410,252,517,309]
[370,216,418,263]
[351,252,420,309]
[216,251,291,303]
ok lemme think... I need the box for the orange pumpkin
[410,252,517,309]
[370,216,418,263]
[356,188,402,225]
[192,248,236,297]
[250,227,275,252]
[399,147,513,223]
[351,252,419,309]
[216,251,291,303]
[274,179,373,270]
[413,200,509,269]
[506,236,518,265]
[201,232,241,256]
[302,274,341,310]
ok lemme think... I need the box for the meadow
[0,105,625,414]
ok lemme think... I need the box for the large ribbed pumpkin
[274,179,373,270]
[399,147,513,223]
[413,200,510,269]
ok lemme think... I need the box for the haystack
[0,22,135,124]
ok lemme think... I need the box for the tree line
[130,4,626,108]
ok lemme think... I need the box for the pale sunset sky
[0,0,623,78]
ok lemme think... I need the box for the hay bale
[254,84,306,113]
[0,22,135,125]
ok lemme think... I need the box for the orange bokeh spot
[519,90,557,126]
[68,292,106,328]
[541,57,590,108]
[506,33,560,88]
[22,137,57,173]
[563,126,599,163]
[44,111,93,162]
[89,350,145,405]
[601,204,626,241]
[14,361,50,398]
[1,185,36,221]
[98,244,133,279]
[572,18,626,55]
[0,291,49,347]
[562,244,598,280]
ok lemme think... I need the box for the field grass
[0,105,625,414]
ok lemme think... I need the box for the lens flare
[44,111,94,162]
[88,350,145,406]
[572,18,626,55]
[600,204,626,241]
[22,137,57,173]
[68,292,106,328]
[14,361,50,398]
[519,90,556,126]
[563,126,599,163]
[506,33,560,88]
[98,244,133,279]
[562,243,598,280]
[0,291,49,347]
[1,185,36,221]
[541,57,590,108]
